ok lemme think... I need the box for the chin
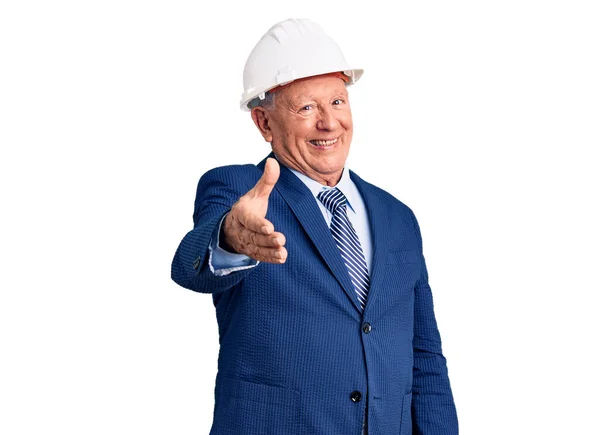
[313,161,345,175]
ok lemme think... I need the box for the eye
[300,105,312,111]
[332,99,344,106]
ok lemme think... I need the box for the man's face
[252,75,353,186]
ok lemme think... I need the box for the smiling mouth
[309,138,338,147]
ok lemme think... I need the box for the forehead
[278,76,348,103]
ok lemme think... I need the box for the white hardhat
[240,18,363,111]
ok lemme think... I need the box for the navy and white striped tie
[317,187,370,311]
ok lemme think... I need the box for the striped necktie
[317,187,370,311]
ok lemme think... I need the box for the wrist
[219,216,238,254]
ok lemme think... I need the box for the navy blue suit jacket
[171,153,458,434]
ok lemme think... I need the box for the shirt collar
[287,165,358,214]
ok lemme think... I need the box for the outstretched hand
[220,158,287,263]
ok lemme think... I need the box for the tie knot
[317,187,347,213]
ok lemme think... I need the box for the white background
[1,1,599,434]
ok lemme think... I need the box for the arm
[171,166,259,293]
[409,209,459,434]
[171,159,286,293]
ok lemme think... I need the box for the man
[171,18,458,435]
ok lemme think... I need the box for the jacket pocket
[399,391,412,435]
[212,376,300,435]
[387,249,420,265]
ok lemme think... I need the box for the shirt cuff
[208,213,260,276]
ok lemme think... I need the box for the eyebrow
[288,90,349,106]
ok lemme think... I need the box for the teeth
[310,138,338,146]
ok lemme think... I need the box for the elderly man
[171,18,458,435]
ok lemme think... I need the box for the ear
[251,107,273,143]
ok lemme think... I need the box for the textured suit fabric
[171,152,459,434]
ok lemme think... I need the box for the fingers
[241,213,275,235]
[223,213,287,263]
[223,160,286,263]
[246,245,288,264]
[239,227,286,248]
[251,158,280,199]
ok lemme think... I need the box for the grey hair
[247,91,277,110]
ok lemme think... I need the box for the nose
[316,106,340,131]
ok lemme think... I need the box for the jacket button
[362,322,372,334]
[350,390,362,402]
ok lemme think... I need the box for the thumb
[252,157,280,199]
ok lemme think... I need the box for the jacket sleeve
[171,165,260,293]
[408,209,459,434]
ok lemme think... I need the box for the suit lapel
[257,153,364,315]
[349,170,388,317]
